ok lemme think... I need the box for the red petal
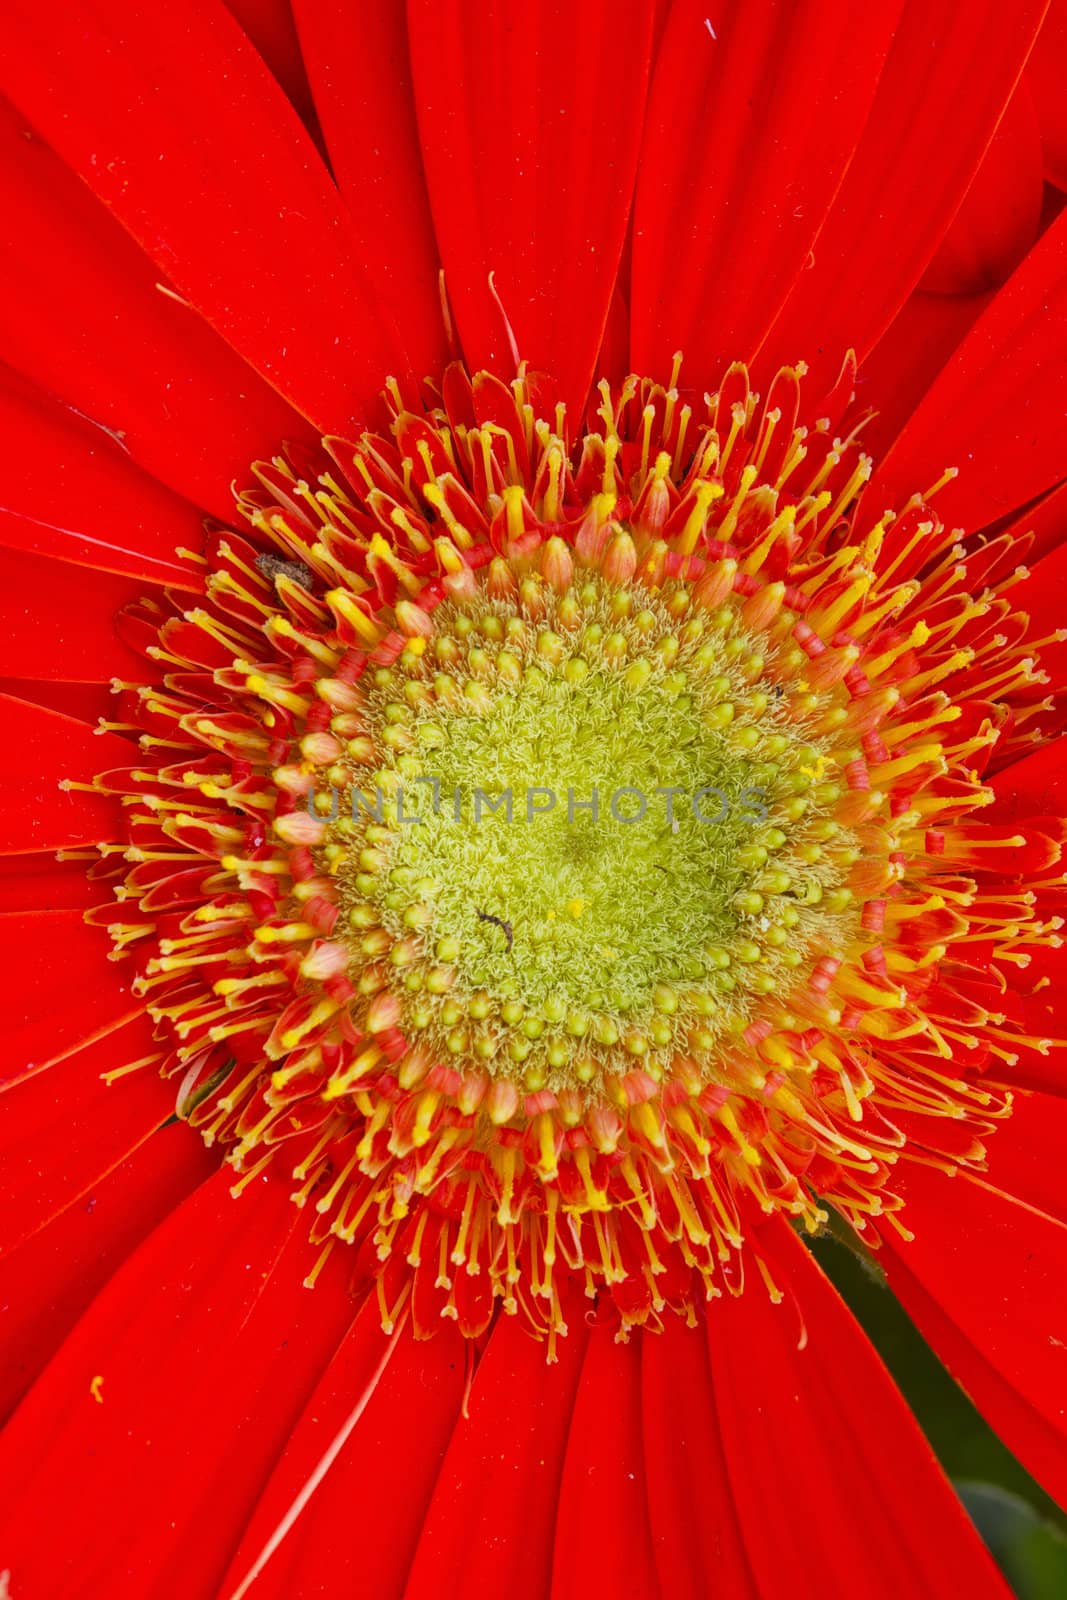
[0,909,135,1079]
[223,0,316,125]
[1028,1,1067,190]
[0,694,131,855]
[981,1093,1067,1227]
[404,1315,589,1599]
[642,1317,757,1597]
[992,737,1067,817]
[0,0,406,433]
[864,203,1067,532]
[996,476,1067,564]
[0,1012,170,1254]
[709,1218,1011,1597]
[294,0,447,383]
[551,1327,660,1599]
[878,1157,1067,1510]
[221,1310,466,1599]
[921,83,1044,295]
[0,679,117,725]
[0,1170,354,1597]
[0,371,205,589]
[407,0,656,417]
[758,0,1048,394]
[0,1119,215,1423]
[630,0,899,386]
[0,855,108,913]
[883,1257,1067,1514]
[0,99,314,520]
[0,547,153,682]
[859,288,993,458]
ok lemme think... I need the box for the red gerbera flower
[2,2,1067,1596]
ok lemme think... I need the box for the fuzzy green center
[328,572,857,1086]
[390,669,766,1012]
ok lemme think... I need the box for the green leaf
[957,1482,1067,1599]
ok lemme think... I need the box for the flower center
[318,567,855,1093]
[87,358,1064,1343]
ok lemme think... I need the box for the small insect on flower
[474,906,514,952]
